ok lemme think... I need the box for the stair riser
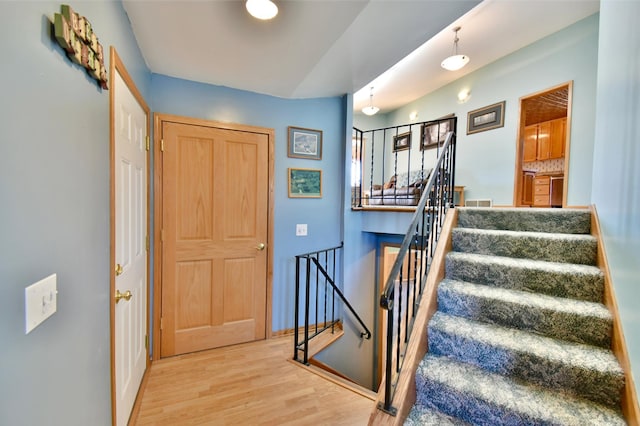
[445,256,604,302]
[452,230,597,265]
[428,325,624,407]
[457,208,591,234]
[437,284,612,348]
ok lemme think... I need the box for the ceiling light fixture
[246,0,278,20]
[441,26,469,71]
[362,87,380,116]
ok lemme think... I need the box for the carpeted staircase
[406,207,627,425]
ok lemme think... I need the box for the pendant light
[246,0,278,20]
[362,87,380,116]
[441,26,469,71]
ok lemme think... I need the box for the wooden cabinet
[548,118,566,159]
[536,121,551,160]
[523,118,566,162]
[523,126,538,162]
[522,171,534,205]
[533,175,550,207]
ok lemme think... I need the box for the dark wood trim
[151,113,163,361]
[109,47,151,426]
[368,208,458,425]
[591,205,640,425]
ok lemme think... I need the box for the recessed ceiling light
[246,0,278,20]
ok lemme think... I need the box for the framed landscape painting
[288,126,322,160]
[288,168,322,198]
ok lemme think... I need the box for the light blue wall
[313,95,379,389]
[592,0,640,398]
[151,74,345,332]
[0,2,150,425]
[386,13,600,207]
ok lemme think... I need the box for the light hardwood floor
[132,336,374,425]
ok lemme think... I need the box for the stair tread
[452,227,598,265]
[446,251,604,302]
[439,278,611,320]
[429,312,622,376]
[457,207,592,234]
[405,405,470,426]
[415,354,626,425]
[447,251,602,275]
[438,278,612,348]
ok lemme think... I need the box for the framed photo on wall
[288,168,322,198]
[421,117,454,150]
[467,101,506,134]
[288,126,322,160]
[393,131,411,152]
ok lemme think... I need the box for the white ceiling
[122,0,599,115]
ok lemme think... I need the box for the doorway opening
[514,82,572,207]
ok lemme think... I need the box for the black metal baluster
[331,247,336,332]
[294,256,300,360]
[304,258,311,365]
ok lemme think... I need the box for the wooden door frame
[152,113,275,361]
[376,243,399,389]
[109,47,151,425]
[513,81,573,207]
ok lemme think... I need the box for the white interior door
[114,69,148,426]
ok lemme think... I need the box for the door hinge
[161,229,165,242]
[161,139,165,152]
[145,235,150,251]
[145,334,149,349]
[160,317,164,330]
[145,135,150,151]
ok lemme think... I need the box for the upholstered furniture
[366,169,432,206]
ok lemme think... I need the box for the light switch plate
[296,224,308,236]
[25,273,57,334]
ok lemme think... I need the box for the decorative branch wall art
[53,4,108,89]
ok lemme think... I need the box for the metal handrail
[352,117,454,208]
[378,130,456,415]
[294,243,371,366]
[310,257,371,340]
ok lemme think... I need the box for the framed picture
[288,126,322,160]
[393,131,411,152]
[467,101,506,134]
[421,118,453,150]
[288,168,322,198]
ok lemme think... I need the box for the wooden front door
[158,117,271,358]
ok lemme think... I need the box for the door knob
[115,263,123,276]
[115,289,132,303]
[256,243,266,251]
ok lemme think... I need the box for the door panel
[114,69,147,426]
[161,122,268,357]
